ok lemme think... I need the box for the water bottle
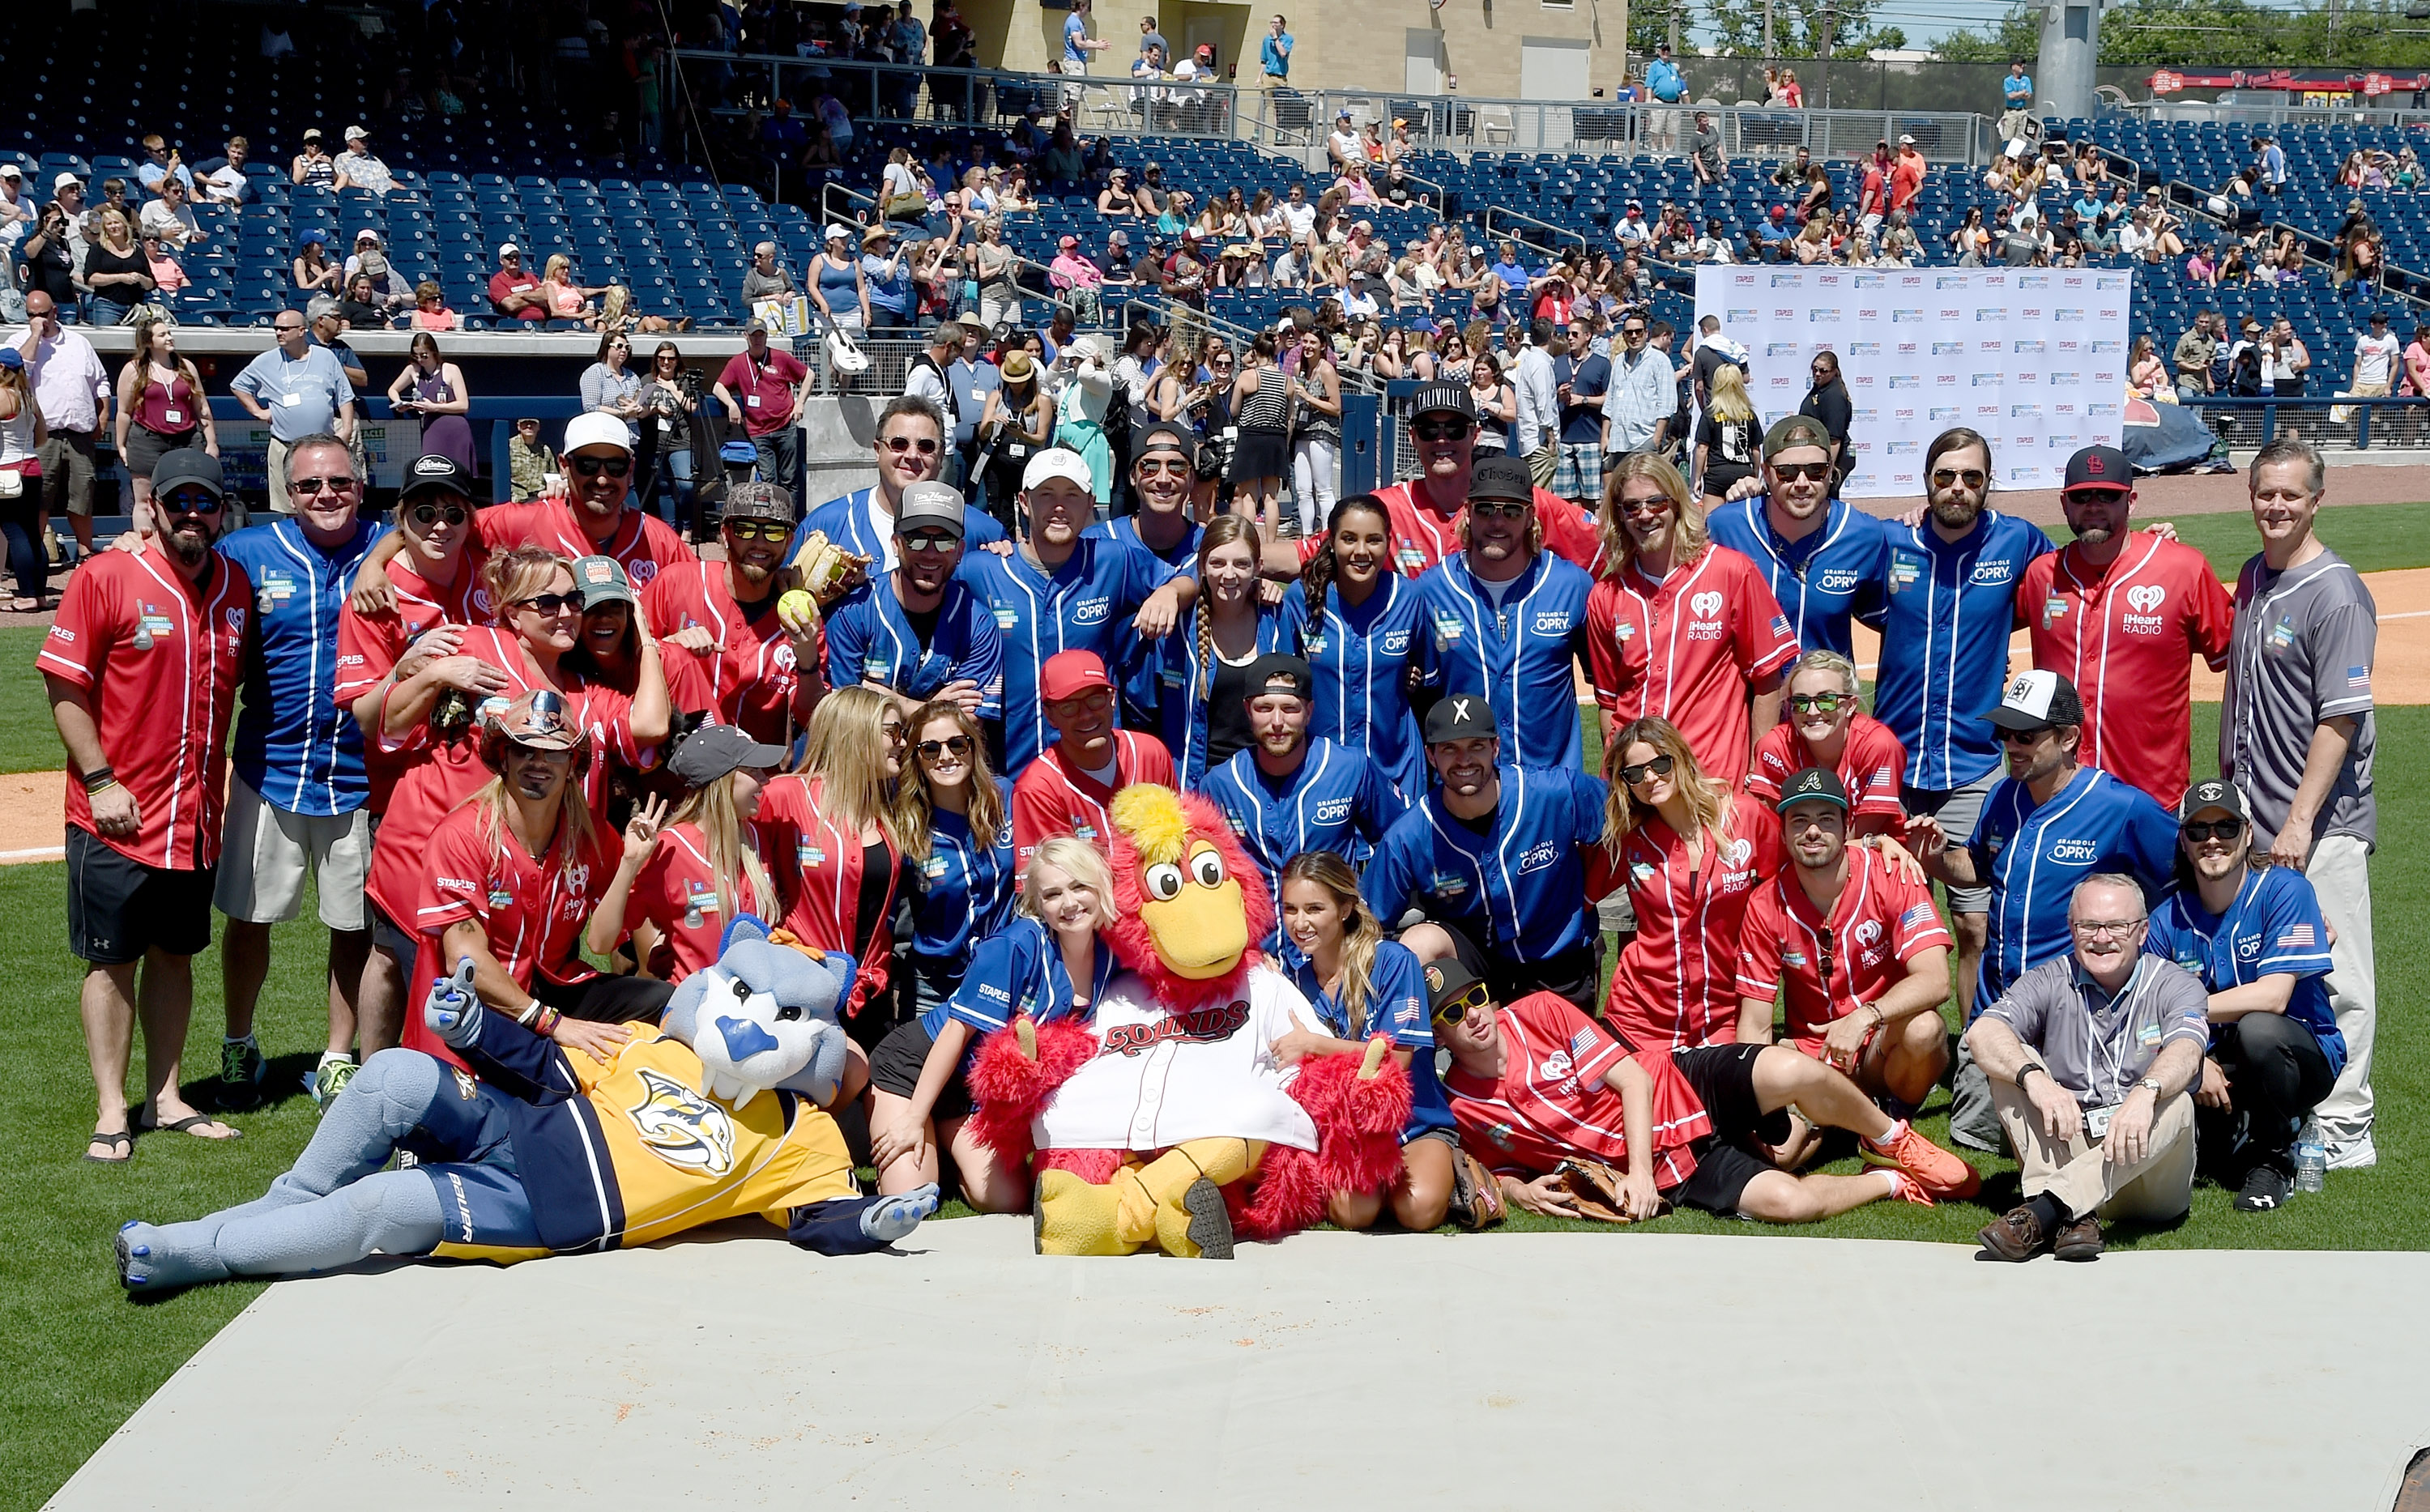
[2294,1116,2327,1194]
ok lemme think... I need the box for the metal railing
[2180,393,2430,450]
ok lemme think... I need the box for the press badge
[798,843,826,869]
[1430,612,1464,652]
[1428,870,1469,898]
[2086,1104,2115,1139]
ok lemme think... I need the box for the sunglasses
[568,455,632,479]
[900,528,958,552]
[1618,494,1673,519]
[724,518,789,543]
[1770,461,1831,483]
[2181,819,2244,843]
[1999,726,2054,746]
[1136,457,1192,476]
[161,492,224,515]
[1931,467,1989,488]
[1622,327,1648,339]
[516,591,586,615]
[881,434,942,455]
[1788,692,1848,715]
[290,475,357,496]
[880,722,909,744]
[1412,419,1474,442]
[1048,691,1114,718]
[1618,753,1676,786]
[408,501,470,527]
[917,734,974,760]
[1469,500,1530,521]
[2067,488,2131,505]
[1432,986,1489,1028]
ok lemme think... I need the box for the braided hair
[1192,513,1261,692]
[1302,492,1391,624]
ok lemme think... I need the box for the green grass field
[2153,497,2430,581]
[4,529,2428,1508]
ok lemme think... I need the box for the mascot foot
[1155,1178,1235,1260]
[115,1219,227,1293]
[861,1184,940,1245]
[1034,1170,1140,1256]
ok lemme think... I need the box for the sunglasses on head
[516,590,586,615]
[724,518,788,543]
[1771,460,1831,483]
[408,500,469,527]
[917,734,974,760]
[1412,418,1474,442]
[1932,466,1988,488]
[2181,818,2244,843]
[1618,752,1676,786]
[1788,692,1848,715]
[882,434,942,455]
[568,455,632,479]
[1433,986,1489,1028]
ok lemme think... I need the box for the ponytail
[1303,492,1392,624]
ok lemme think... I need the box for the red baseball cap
[1040,650,1114,703]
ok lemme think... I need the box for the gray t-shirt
[1979,954,2210,1110]
[229,344,352,442]
[1691,124,1724,174]
[740,266,793,302]
[2223,547,2377,848]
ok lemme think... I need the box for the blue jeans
[650,447,696,534]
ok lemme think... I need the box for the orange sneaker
[1863,1120,1983,1199]
[1884,1169,1935,1207]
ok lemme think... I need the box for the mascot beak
[1141,846,1251,980]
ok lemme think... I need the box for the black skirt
[1228,425,1290,483]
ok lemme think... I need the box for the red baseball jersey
[1587,546,1801,782]
[756,773,901,1016]
[1443,990,1711,1189]
[626,822,782,982]
[639,560,822,746]
[2017,535,2232,808]
[40,543,252,869]
[1746,711,1909,824]
[1595,799,1785,1054]
[1734,845,1952,1056]
[1008,729,1178,865]
[335,552,494,814]
[406,800,616,1067]
[475,499,697,592]
[1311,479,1606,579]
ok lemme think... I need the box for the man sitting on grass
[1435,959,1978,1223]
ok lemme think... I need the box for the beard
[2074,525,2116,546]
[733,555,776,586]
[1927,492,1981,530]
[167,524,212,565]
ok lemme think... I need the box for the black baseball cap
[2178,777,2253,825]
[1466,454,1536,506]
[398,452,472,501]
[2061,444,2132,494]
[151,449,226,501]
[669,722,790,786]
[1987,669,2086,732]
[1409,381,1478,423]
[1775,767,1851,814]
[1136,420,1193,457]
[1423,956,1486,1017]
[1423,692,1498,745]
[1244,654,1311,703]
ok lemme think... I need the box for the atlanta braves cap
[1775,766,1851,813]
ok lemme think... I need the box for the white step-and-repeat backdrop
[1694,266,2133,497]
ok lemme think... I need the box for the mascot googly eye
[1190,849,1226,888]
[1145,862,1184,901]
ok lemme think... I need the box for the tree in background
[1699,0,1907,59]
[1938,0,2430,70]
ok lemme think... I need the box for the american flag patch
[1901,902,1939,931]
[2277,923,2317,949]
[1770,615,1794,639]
[1570,1027,1599,1059]
[2347,666,2372,691]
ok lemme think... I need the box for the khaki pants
[1994,1071,2196,1223]
[2308,834,2377,1145]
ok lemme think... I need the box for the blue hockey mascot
[115,917,937,1293]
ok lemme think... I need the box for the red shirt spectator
[1733,845,1950,1058]
[1586,545,1801,782]
[1443,990,1711,1188]
[40,539,252,868]
[717,342,810,438]
[487,245,546,322]
[1889,146,1927,212]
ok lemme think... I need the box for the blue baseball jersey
[1966,767,2180,1010]
[957,537,1176,773]
[1278,937,1454,1138]
[1703,495,1888,658]
[1363,764,1609,962]
[822,577,1005,719]
[903,787,1020,963]
[1087,515,1205,726]
[789,488,1005,577]
[2146,866,2347,1077]
[1153,605,1302,786]
[1285,573,1432,799]
[219,516,386,816]
[919,914,1121,1041]
[1085,515,1204,572]
[1412,551,1597,772]
[1867,509,2055,790]
[1202,738,1407,938]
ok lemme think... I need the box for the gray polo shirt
[1979,954,2210,1110]
[230,344,352,442]
[2222,547,2377,849]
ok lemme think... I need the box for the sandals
[83,1128,133,1164]
[135,1108,241,1141]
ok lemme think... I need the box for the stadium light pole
[2037,0,2103,122]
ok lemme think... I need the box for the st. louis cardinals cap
[2061,444,2131,494]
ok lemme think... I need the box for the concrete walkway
[47,1218,2430,1510]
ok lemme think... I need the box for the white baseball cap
[1022,447,1095,493]
[497,241,521,258]
[1898,134,1916,145]
[345,125,369,141]
[825,222,854,242]
[563,411,635,455]
[54,171,80,190]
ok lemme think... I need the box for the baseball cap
[563,411,633,455]
[345,125,368,140]
[302,128,324,141]
[1022,447,1095,493]
[0,164,20,181]
[399,452,474,500]
[721,479,794,522]
[572,554,634,609]
[1409,380,1478,422]
[1423,956,1486,1018]
[1899,134,1916,144]
[497,241,521,258]
[1775,767,1850,814]
[1770,204,1788,219]
[1467,454,1536,505]
[2371,309,2391,323]
[895,480,967,540]
[2060,444,2130,493]
[1986,669,2085,733]
[1058,233,1078,249]
[0,349,20,372]
[150,449,225,500]
[825,223,854,242]
[744,317,771,335]
[670,722,790,787]
[1107,229,1130,245]
[1040,650,1115,703]
[1136,420,1193,457]
[1763,414,1834,460]
[1423,692,1498,745]
[2178,777,2253,825]
[1243,654,1312,704]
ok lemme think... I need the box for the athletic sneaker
[217,1036,266,1110]
[309,1055,359,1111]
[1885,1169,1935,1207]
[2326,1134,2377,1171]
[1861,1118,1983,1199]
[2236,1162,2293,1213]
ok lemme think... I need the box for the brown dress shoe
[1977,1203,2050,1262]
[2053,1212,2104,1261]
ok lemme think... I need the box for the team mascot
[968,786,1410,1259]
[114,918,938,1293]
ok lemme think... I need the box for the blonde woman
[81,208,154,325]
[757,686,909,1036]
[539,253,608,325]
[589,724,787,982]
[1288,326,1341,538]
[867,833,1122,1207]
[113,321,216,528]
[1691,360,1760,508]
[599,284,683,334]
[971,216,1021,330]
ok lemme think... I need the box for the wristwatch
[2136,1075,2164,1097]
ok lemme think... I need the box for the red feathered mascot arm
[1234,1037,1415,1242]
[964,1015,1098,1167]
